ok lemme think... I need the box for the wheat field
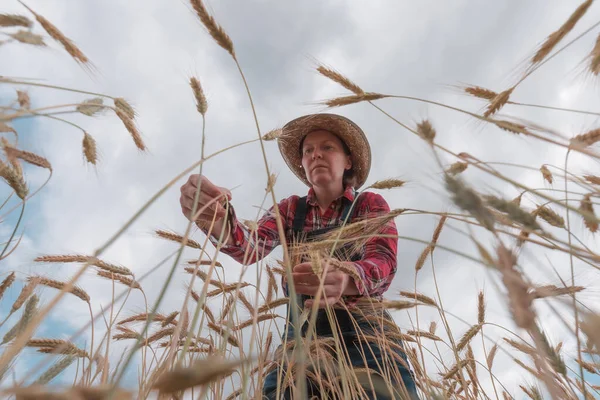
[1,0,600,399]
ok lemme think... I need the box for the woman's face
[301,130,352,188]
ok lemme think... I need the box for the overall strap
[292,190,360,236]
[292,196,308,235]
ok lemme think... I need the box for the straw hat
[278,113,371,189]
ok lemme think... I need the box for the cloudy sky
[2,0,600,397]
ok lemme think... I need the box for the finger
[199,177,226,198]
[292,262,314,274]
[182,192,226,217]
[183,202,225,222]
[305,296,338,309]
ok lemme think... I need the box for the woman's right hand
[179,174,232,224]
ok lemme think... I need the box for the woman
[180,113,419,399]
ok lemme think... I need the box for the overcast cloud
[1,0,600,396]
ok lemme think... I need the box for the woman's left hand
[291,261,359,308]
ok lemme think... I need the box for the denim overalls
[262,194,420,400]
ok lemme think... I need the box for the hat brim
[278,113,371,189]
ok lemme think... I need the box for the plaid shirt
[205,186,398,304]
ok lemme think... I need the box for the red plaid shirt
[205,186,398,304]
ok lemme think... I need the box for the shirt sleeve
[200,197,292,266]
[348,192,398,297]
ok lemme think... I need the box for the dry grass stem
[190,77,208,115]
[20,2,89,64]
[316,65,364,95]
[532,0,593,64]
[189,0,235,56]
[155,229,201,249]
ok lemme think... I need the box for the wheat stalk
[484,88,513,117]
[190,77,208,115]
[82,132,97,165]
[399,291,437,307]
[114,108,145,151]
[316,64,364,95]
[445,161,468,175]
[534,205,565,228]
[464,85,498,100]
[152,356,243,394]
[19,1,89,64]
[322,93,388,108]
[32,276,90,303]
[368,178,406,190]
[580,193,598,233]
[540,165,553,184]
[0,272,16,301]
[189,0,235,56]
[0,14,31,27]
[456,324,482,352]
[11,277,39,313]
[156,229,202,249]
[34,356,75,384]
[530,284,584,299]
[97,271,141,290]
[478,291,485,324]
[570,128,600,148]
[532,0,593,64]
[416,119,436,143]
[34,254,134,276]
[0,158,28,199]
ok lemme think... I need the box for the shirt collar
[306,185,355,206]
